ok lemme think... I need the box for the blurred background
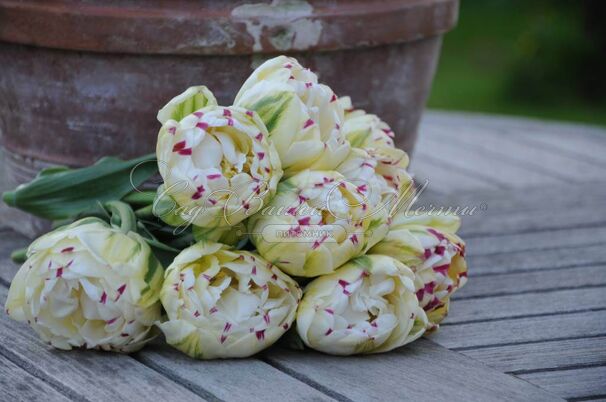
[429,0,606,126]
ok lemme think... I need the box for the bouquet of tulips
[3,56,467,358]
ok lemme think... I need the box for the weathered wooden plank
[453,265,606,299]
[0,354,71,402]
[503,129,606,167]
[421,121,606,182]
[467,244,606,276]
[136,344,334,402]
[518,366,606,400]
[417,182,606,223]
[266,339,562,402]
[429,310,606,350]
[418,129,562,186]
[460,337,606,374]
[447,287,606,325]
[424,112,606,167]
[424,111,606,140]
[415,187,606,240]
[423,112,606,176]
[0,286,207,402]
[461,207,606,239]
[0,243,332,402]
[465,226,606,257]
[410,153,498,194]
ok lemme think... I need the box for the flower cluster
[4,55,467,358]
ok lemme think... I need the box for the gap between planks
[458,336,606,374]
[0,280,333,402]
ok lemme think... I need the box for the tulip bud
[5,217,163,352]
[248,170,389,277]
[296,254,427,355]
[155,105,282,230]
[157,86,218,124]
[158,242,301,359]
[369,213,468,329]
[234,56,350,177]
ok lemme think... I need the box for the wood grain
[0,286,207,402]
[422,116,606,181]
[466,244,606,276]
[0,354,71,402]
[136,343,335,402]
[518,366,606,400]
[446,287,606,324]
[460,336,606,374]
[453,264,606,299]
[465,226,606,257]
[418,131,562,186]
[430,310,606,349]
[266,339,563,402]
[411,154,498,194]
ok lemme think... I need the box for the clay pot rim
[0,0,458,55]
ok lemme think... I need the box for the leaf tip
[2,190,16,207]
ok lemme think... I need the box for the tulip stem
[105,201,138,234]
[10,248,27,264]
[122,191,156,206]
[134,205,155,219]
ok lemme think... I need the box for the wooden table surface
[1,111,605,401]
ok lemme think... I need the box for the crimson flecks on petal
[298,216,311,225]
[172,140,187,152]
[303,119,314,129]
[158,244,300,359]
[427,228,446,241]
[115,284,127,301]
[433,264,450,275]
[4,218,164,353]
[296,254,427,355]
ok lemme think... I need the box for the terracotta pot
[0,0,458,235]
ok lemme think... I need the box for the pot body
[0,0,457,235]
